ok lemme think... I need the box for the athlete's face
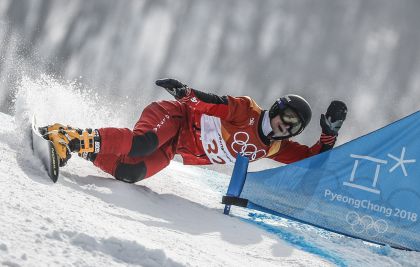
[270,115,291,138]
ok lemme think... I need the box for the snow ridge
[46,230,182,267]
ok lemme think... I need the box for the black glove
[320,100,347,136]
[155,78,189,100]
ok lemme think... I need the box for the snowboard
[31,116,60,182]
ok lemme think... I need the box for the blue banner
[233,111,420,251]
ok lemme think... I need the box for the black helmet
[268,94,312,139]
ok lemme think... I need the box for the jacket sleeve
[179,88,253,122]
[269,139,322,164]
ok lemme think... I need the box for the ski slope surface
[1,76,420,266]
[0,113,331,266]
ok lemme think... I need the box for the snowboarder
[40,78,347,183]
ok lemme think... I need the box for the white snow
[1,76,420,266]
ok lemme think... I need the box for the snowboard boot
[39,124,100,167]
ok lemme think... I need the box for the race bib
[200,115,236,165]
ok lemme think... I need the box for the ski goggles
[275,99,303,135]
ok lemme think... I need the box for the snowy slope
[0,111,331,266]
[2,76,420,266]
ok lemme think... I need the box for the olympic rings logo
[231,132,266,161]
[346,211,388,237]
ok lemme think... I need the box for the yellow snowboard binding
[39,124,98,167]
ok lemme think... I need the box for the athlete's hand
[155,78,189,100]
[320,100,347,136]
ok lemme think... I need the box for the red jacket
[175,91,322,165]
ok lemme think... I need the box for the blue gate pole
[223,154,249,215]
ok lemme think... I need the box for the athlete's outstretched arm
[268,140,320,163]
[156,78,231,119]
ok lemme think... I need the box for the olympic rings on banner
[231,132,266,161]
[346,211,388,237]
